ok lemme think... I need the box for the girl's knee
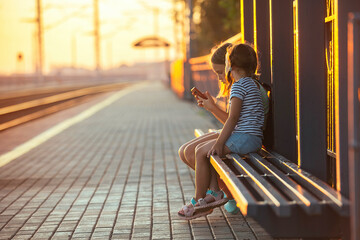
[184,144,193,156]
[184,145,195,163]
[179,143,187,156]
[195,145,208,161]
[178,144,187,162]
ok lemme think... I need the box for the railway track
[0,81,132,131]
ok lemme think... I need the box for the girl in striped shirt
[178,43,264,220]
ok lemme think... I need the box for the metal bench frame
[195,129,350,238]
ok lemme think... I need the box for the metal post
[72,34,77,69]
[297,0,327,181]
[270,0,296,161]
[243,0,254,43]
[107,40,112,69]
[186,0,193,62]
[183,0,193,99]
[93,0,100,76]
[36,0,44,82]
[173,0,180,59]
[348,12,360,240]
[153,8,159,37]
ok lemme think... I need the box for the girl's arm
[198,92,228,124]
[207,97,242,157]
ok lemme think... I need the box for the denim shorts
[225,132,262,154]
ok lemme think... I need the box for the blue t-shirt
[230,77,264,138]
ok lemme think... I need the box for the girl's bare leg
[178,132,218,170]
[194,140,232,200]
[209,167,220,192]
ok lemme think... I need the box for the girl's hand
[198,91,216,112]
[207,141,224,158]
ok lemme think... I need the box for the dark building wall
[243,0,254,44]
[256,0,271,86]
[270,0,297,161]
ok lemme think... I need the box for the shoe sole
[178,208,213,220]
[194,198,229,211]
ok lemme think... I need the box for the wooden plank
[229,154,292,217]
[248,153,322,215]
[265,150,350,216]
[194,129,205,138]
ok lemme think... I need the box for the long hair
[209,42,232,98]
[219,43,259,97]
[210,42,232,65]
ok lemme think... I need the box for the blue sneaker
[224,199,240,214]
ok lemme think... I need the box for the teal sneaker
[224,199,240,214]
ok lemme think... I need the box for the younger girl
[178,43,264,220]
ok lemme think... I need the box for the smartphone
[191,87,208,99]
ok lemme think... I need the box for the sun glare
[0,0,175,75]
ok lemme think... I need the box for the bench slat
[210,155,261,216]
[194,129,205,138]
[264,150,350,216]
[248,153,322,215]
[229,153,292,217]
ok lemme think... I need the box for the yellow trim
[190,64,212,71]
[253,0,257,51]
[269,0,273,83]
[189,54,211,64]
[240,0,245,43]
[325,15,336,22]
[194,129,205,138]
[333,0,340,191]
[293,0,301,166]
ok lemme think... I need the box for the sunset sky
[0,0,177,75]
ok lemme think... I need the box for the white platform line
[0,82,147,168]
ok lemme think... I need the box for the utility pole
[186,0,193,61]
[183,0,193,99]
[36,0,44,82]
[72,34,77,69]
[93,0,101,76]
[173,0,180,59]
[153,8,159,37]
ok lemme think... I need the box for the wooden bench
[195,129,350,238]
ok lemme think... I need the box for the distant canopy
[132,36,171,48]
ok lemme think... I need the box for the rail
[0,82,131,131]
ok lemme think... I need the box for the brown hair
[220,43,259,97]
[210,42,232,98]
[210,42,232,65]
[227,43,258,78]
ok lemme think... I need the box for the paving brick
[0,81,273,240]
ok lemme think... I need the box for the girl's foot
[178,198,213,220]
[224,199,240,214]
[194,190,228,210]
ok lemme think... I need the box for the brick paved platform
[0,81,272,240]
